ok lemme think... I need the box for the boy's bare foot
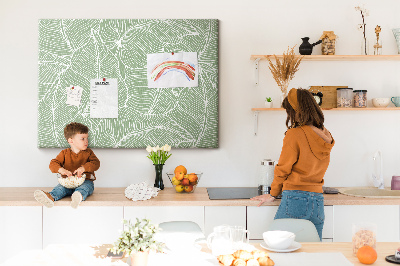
[34,190,54,208]
[71,191,83,209]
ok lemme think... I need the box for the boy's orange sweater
[49,148,100,181]
[270,125,335,197]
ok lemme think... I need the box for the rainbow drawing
[150,61,196,82]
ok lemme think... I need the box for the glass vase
[154,164,164,190]
[361,37,369,55]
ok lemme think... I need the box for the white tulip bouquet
[146,145,172,165]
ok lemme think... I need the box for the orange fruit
[174,165,187,175]
[357,246,377,264]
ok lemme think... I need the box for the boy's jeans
[50,180,94,201]
[274,190,324,240]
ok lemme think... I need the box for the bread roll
[217,254,235,266]
[257,256,275,266]
[233,258,247,266]
[246,258,260,266]
[251,250,269,260]
[232,250,253,261]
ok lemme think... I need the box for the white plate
[260,241,302,253]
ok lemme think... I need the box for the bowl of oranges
[166,165,202,193]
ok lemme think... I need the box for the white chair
[267,218,321,242]
[156,221,206,250]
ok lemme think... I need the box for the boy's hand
[58,168,72,177]
[73,166,85,178]
[250,194,275,207]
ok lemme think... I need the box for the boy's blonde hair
[64,122,89,140]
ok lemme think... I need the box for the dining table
[2,242,399,266]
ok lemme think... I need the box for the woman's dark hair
[282,89,324,129]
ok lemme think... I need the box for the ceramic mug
[391,97,400,107]
[391,176,400,190]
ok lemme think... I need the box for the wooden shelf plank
[252,107,400,111]
[250,55,400,61]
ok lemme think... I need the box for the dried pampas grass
[267,46,303,95]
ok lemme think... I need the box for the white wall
[1,0,400,188]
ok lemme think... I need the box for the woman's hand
[250,194,275,207]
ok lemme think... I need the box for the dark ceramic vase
[299,37,322,55]
[154,164,164,190]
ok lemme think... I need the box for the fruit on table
[188,173,198,183]
[171,176,181,186]
[174,165,187,175]
[357,246,377,264]
[175,185,185,192]
[184,185,194,192]
[181,177,190,186]
[175,171,184,181]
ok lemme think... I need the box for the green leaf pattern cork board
[38,19,218,148]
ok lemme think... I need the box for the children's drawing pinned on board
[66,86,83,107]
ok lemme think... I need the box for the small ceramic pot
[372,98,390,107]
[264,101,273,108]
[391,176,400,190]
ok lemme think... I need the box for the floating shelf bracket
[254,58,261,86]
[253,111,259,136]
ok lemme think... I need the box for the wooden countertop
[1,187,400,206]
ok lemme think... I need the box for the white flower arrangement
[146,145,172,165]
[111,219,164,255]
[355,5,370,55]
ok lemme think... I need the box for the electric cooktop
[207,187,259,200]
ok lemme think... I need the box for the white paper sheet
[147,52,198,88]
[66,86,83,107]
[269,252,354,266]
[90,79,118,118]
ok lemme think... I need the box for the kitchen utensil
[263,231,295,250]
[230,226,250,250]
[299,37,322,55]
[258,159,276,195]
[372,98,390,107]
[391,97,400,107]
[207,225,233,256]
[391,176,400,190]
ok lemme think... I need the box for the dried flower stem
[267,46,303,95]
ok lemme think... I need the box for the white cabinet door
[124,206,205,232]
[43,206,123,247]
[0,206,42,264]
[204,206,246,236]
[247,206,279,239]
[333,205,399,242]
[247,206,333,240]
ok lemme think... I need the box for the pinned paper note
[66,86,83,107]
[147,52,198,88]
[90,78,118,118]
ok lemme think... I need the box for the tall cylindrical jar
[258,159,275,195]
[337,88,353,108]
[354,90,367,108]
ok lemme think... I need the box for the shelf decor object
[374,25,382,55]
[266,46,303,101]
[320,31,337,55]
[355,5,370,55]
[38,19,219,148]
[393,28,400,54]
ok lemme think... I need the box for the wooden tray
[308,86,348,108]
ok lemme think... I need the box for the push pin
[171,52,174,55]
[103,78,106,81]
[72,86,74,90]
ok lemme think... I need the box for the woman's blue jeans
[274,190,324,240]
[50,180,94,201]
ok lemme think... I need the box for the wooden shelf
[250,55,400,61]
[252,107,400,111]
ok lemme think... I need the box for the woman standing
[251,88,334,240]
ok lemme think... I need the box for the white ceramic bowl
[372,98,390,107]
[263,230,295,250]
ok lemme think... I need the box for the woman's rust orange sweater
[270,125,335,197]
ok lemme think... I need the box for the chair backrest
[267,219,320,242]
